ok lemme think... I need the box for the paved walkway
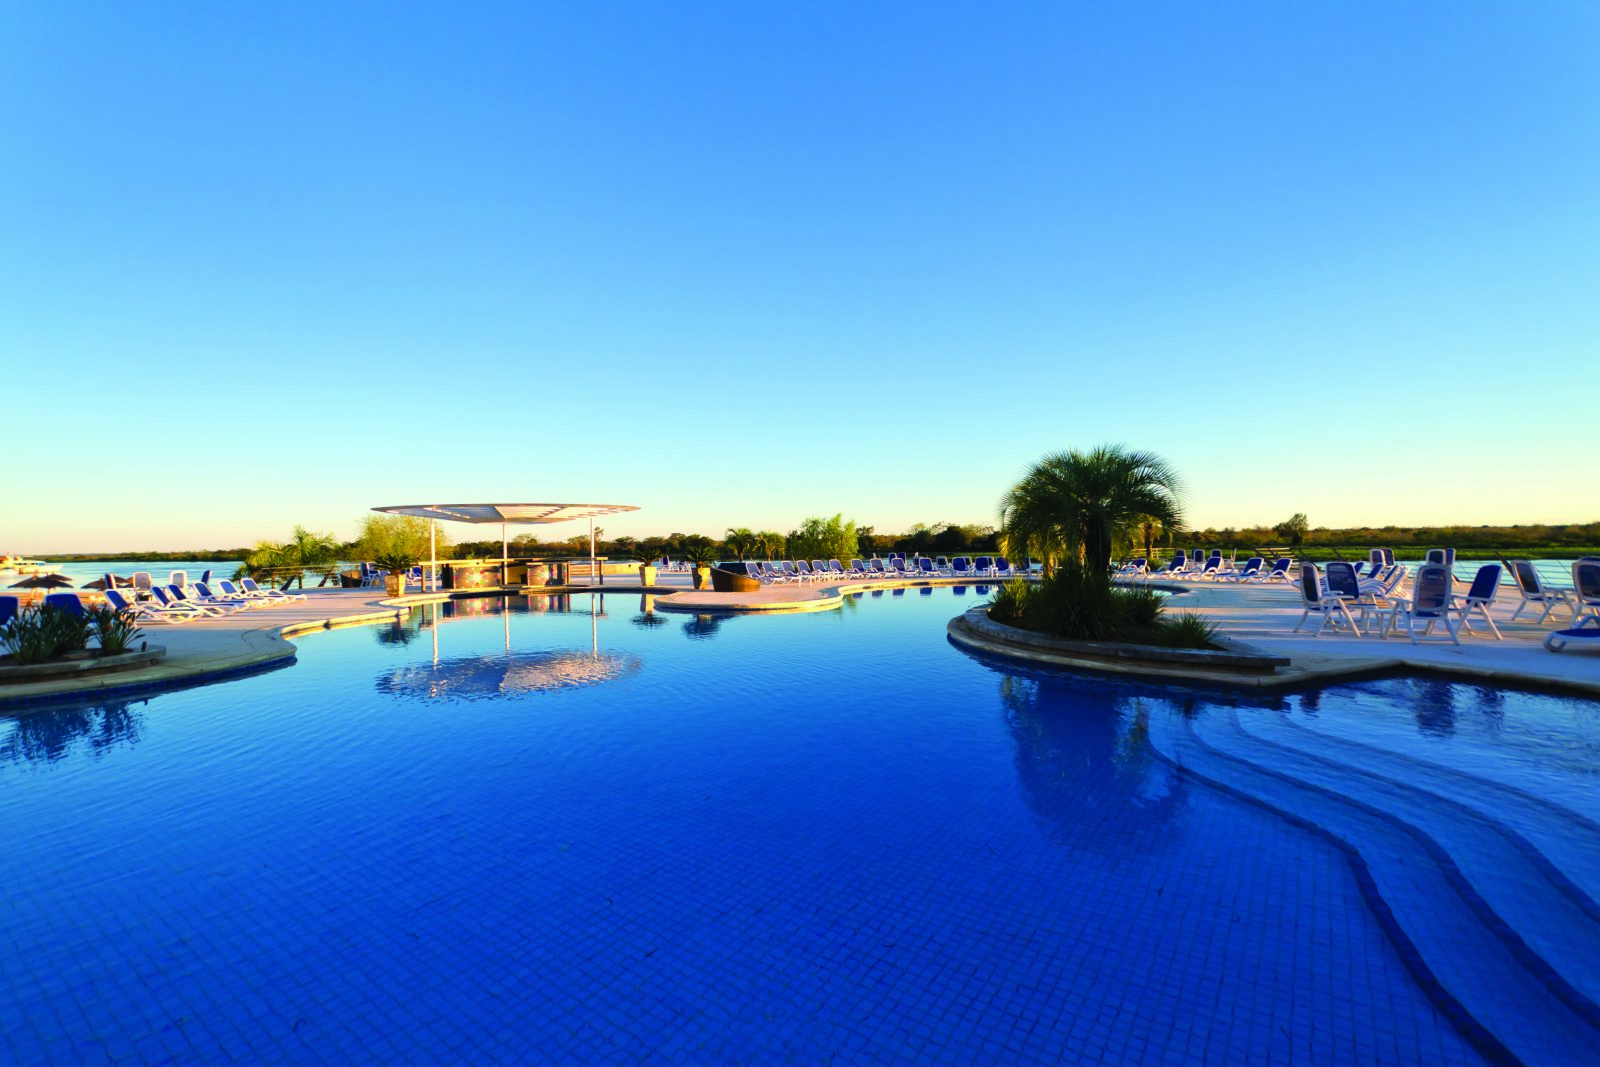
[4,575,1598,707]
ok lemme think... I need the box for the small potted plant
[372,552,414,599]
[681,542,719,590]
[634,546,659,587]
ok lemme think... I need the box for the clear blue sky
[5,3,1597,552]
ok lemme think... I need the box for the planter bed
[956,606,1289,672]
[0,646,167,683]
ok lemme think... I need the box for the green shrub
[988,579,1035,625]
[88,606,145,655]
[0,606,94,664]
[1154,612,1220,649]
[987,563,1219,649]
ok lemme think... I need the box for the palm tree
[1134,513,1178,565]
[724,527,758,561]
[755,530,786,561]
[999,446,1184,575]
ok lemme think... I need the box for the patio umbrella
[9,574,73,590]
[81,577,113,590]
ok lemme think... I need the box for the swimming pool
[2,588,1596,1064]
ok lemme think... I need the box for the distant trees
[999,445,1184,575]
[786,514,859,562]
[1273,513,1310,547]
[724,528,760,561]
[242,524,343,582]
[754,531,786,560]
[354,515,444,564]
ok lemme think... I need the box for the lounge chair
[1293,564,1362,636]
[1193,556,1223,581]
[1423,548,1456,571]
[848,559,870,579]
[1507,560,1574,623]
[917,557,938,577]
[156,585,236,616]
[827,560,847,579]
[216,580,277,605]
[1546,614,1600,652]
[168,571,188,589]
[1448,565,1504,639]
[891,558,913,577]
[241,577,305,602]
[951,557,972,577]
[196,581,257,608]
[43,592,87,617]
[0,595,19,627]
[869,558,888,577]
[1572,561,1600,616]
[1223,557,1264,582]
[104,587,196,623]
[1381,563,1459,644]
[1262,557,1294,584]
[794,560,815,581]
[994,558,1014,579]
[132,571,153,594]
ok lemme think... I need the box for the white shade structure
[371,502,640,589]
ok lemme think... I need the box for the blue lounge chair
[1381,563,1459,644]
[951,557,972,577]
[240,577,306,602]
[1223,557,1264,582]
[0,595,18,627]
[994,558,1014,580]
[43,593,86,617]
[156,585,234,616]
[1546,615,1600,652]
[917,557,938,577]
[196,582,255,608]
[1573,561,1600,616]
[1450,565,1504,639]
[1262,557,1294,583]
[105,587,196,623]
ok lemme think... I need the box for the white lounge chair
[1381,563,1459,644]
[1293,564,1363,636]
[1507,560,1575,623]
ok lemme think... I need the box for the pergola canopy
[372,503,638,525]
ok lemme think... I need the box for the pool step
[1204,709,1600,1014]
[1146,708,1600,1066]
[1236,708,1600,928]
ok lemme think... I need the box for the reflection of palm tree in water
[2,700,144,765]
[999,674,1185,850]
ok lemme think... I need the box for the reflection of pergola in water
[383,595,639,700]
[370,502,640,588]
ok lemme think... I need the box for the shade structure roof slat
[372,503,638,525]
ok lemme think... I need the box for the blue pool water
[3,588,1597,1064]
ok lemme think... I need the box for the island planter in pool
[638,562,657,587]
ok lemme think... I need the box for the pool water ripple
[2,590,1593,1064]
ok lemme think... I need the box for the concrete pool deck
[3,575,1598,708]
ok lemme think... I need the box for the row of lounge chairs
[1292,557,1600,647]
[103,580,306,624]
[743,556,1027,584]
[1124,552,1298,584]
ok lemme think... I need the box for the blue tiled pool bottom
[4,589,1579,1065]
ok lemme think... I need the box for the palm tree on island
[999,445,1184,575]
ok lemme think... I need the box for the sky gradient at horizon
[4,3,1597,552]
